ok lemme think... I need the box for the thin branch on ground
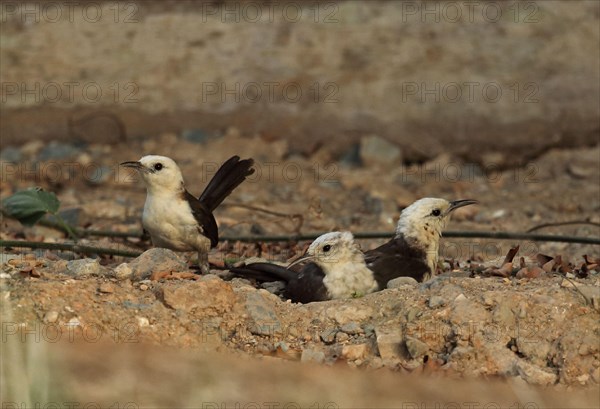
[0,240,142,258]
[526,220,600,233]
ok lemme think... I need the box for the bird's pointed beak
[287,255,315,269]
[120,161,144,170]
[448,199,478,213]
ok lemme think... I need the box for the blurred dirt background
[1,1,599,408]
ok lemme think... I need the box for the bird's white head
[121,155,185,195]
[306,231,364,269]
[396,198,477,270]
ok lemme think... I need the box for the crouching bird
[121,155,254,273]
[365,198,478,285]
[230,231,379,303]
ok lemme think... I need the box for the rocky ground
[1,131,599,405]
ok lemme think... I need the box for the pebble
[125,248,188,281]
[139,284,149,291]
[0,146,22,162]
[360,135,402,166]
[454,293,467,302]
[43,310,59,323]
[301,348,325,364]
[245,292,282,336]
[375,326,403,361]
[66,258,105,277]
[340,322,362,335]
[136,317,150,327]
[38,141,81,161]
[320,327,337,344]
[405,336,430,359]
[261,281,286,295]
[387,277,419,288]
[335,332,350,343]
[342,343,369,361]
[98,283,115,294]
[428,296,445,308]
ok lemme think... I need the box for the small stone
[406,307,421,322]
[375,326,403,361]
[139,284,149,291]
[127,248,188,281]
[320,327,337,344]
[113,263,133,279]
[454,293,467,302]
[38,141,80,161]
[428,296,445,308]
[301,348,325,364]
[405,336,430,359]
[66,258,105,277]
[326,305,375,325]
[340,322,362,335]
[0,146,22,162]
[339,142,362,167]
[360,135,402,166]
[136,317,150,327]
[387,277,419,288]
[261,281,286,295]
[0,273,11,279]
[43,311,59,323]
[516,360,557,386]
[342,343,369,361]
[245,292,282,336]
[335,332,350,343]
[98,283,115,293]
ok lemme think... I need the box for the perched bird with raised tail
[230,231,378,303]
[365,198,478,284]
[121,155,254,273]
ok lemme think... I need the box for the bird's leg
[198,250,210,274]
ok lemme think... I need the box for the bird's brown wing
[230,261,329,303]
[183,190,219,247]
[364,236,431,286]
[286,263,329,303]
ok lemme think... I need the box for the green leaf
[2,187,60,226]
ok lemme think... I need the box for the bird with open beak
[230,231,378,303]
[121,155,254,273]
[365,197,478,284]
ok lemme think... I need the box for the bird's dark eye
[322,244,331,252]
[431,209,441,216]
[153,163,163,171]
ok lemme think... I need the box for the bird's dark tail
[229,262,294,283]
[199,156,255,212]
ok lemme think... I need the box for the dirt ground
[1,131,599,407]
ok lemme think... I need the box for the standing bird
[365,198,478,284]
[121,155,254,273]
[230,231,379,303]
